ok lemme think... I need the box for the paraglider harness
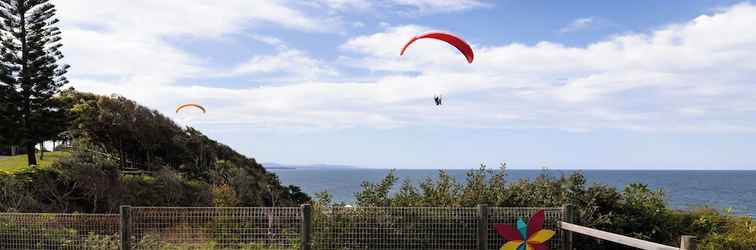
[434,95,444,106]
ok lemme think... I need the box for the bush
[0,173,37,212]
[688,208,756,250]
[345,165,756,250]
[83,232,119,250]
[133,233,297,250]
[1,147,217,213]
[0,215,84,249]
[121,169,213,207]
[212,183,240,207]
[52,149,122,213]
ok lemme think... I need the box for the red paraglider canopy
[400,32,474,64]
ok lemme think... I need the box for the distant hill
[264,163,361,170]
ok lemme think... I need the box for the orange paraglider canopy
[176,103,206,114]
[400,32,474,64]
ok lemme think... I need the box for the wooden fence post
[301,204,313,250]
[120,205,130,250]
[478,204,489,250]
[563,204,575,250]
[680,235,696,250]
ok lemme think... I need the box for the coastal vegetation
[312,166,756,249]
[0,88,752,248]
[0,90,310,213]
[0,1,753,249]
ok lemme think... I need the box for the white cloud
[225,35,340,81]
[339,25,477,73]
[228,49,339,80]
[55,0,348,90]
[311,0,372,11]
[55,0,344,36]
[62,28,202,81]
[560,17,595,33]
[389,0,488,13]
[305,0,488,14]
[352,21,366,28]
[248,34,288,49]
[61,2,756,133]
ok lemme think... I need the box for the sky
[53,0,756,170]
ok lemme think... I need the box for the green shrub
[133,233,296,250]
[82,232,119,250]
[0,217,80,249]
[211,183,240,207]
[121,169,212,207]
[0,173,37,212]
[346,166,756,250]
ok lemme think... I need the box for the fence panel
[0,206,565,249]
[0,213,120,250]
[127,207,302,249]
[313,207,480,250]
[487,207,565,250]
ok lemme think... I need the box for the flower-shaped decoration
[495,210,555,250]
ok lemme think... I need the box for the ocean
[270,169,756,216]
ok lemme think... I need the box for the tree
[0,0,69,165]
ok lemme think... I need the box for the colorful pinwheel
[495,210,555,250]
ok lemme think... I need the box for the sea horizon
[272,168,756,217]
[265,163,756,171]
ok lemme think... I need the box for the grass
[0,151,70,174]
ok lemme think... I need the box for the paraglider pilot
[400,32,473,107]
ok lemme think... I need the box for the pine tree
[0,0,68,165]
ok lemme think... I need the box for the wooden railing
[560,221,697,250]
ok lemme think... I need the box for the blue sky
[55,0,756,169]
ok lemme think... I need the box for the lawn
[0,151,70,174]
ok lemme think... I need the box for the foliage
[683,208,756,250]
[120,169,213,208]
[0,215,89,249]
[0,173,37,211]
[212,183,240,207]
[133,233,297,250]
[0,0,70,165]
[0,90,310,213]
[344,165,756,249]
[0,148,214,213]
[58,90,309,207]
[82,233,119,250]
[53,148,122,213]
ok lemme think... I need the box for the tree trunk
[20,4,34,167]
[26,142,36,166]
[39,142,44,160]
[120,149,126,169]
[92,194,99,214]
[146,150,151,169]
[10,145,15,156]
[119,139,126,169]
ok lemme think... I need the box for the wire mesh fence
[0,213,120,250]
[127,207,302,249]
[0,206,567,250]
[313,207,480,250]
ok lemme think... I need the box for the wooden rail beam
[680,236,697,250]
[559,222,679,250]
